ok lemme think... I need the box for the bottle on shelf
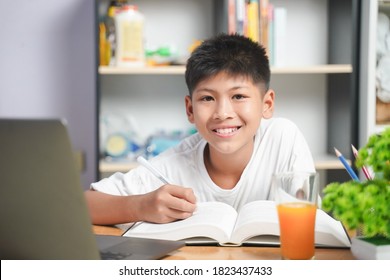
[115,4,145,67]
[100,0,125,66]
[99,22,109,66]
[105,4,117,66]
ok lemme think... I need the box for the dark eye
[201,96,214,102]
[233,94,246,100]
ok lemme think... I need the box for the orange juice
[277,202,317,260]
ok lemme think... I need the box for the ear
[262,89,275,119]
[185,95,195,124]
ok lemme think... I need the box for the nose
[213,99,234,120]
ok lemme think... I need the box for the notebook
[0,118,184,260]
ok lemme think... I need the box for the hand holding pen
[136,156,197,223]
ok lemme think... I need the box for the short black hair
[185,33,270,96]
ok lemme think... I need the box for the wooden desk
[93,225,355,260]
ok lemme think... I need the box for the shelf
[99,160,138,173]
[99,65,185,75]
[271,64,352,74]
[99,154,349,174]
[312,154,351,170]
[99,64,352,75]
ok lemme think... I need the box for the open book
[123,200,351,247]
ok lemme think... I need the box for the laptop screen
[0,119,100,259]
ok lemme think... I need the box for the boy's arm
[84,185,196,225]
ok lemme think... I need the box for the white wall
[0,0,98,189]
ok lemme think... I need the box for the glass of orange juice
[272,172,319,260]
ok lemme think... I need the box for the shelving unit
[97,0,361,182]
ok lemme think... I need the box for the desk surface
[93,225,355,260]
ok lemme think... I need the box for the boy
[85,33,315,225]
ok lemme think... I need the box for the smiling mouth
[213,127,241,135]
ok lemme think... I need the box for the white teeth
[215,127,238,134]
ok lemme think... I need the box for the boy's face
[185,71,274,157]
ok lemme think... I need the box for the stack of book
[225,0,287,66]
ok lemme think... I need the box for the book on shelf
[247,0,260,42]
[122,200,351,247]
[273,6,287,66]
[227,0,236,34]
[267,3,275,65]
[259,0,270,50]
[235,0,246,35]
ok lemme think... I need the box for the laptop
[0,118,184,260]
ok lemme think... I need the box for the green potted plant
[322,127,390,259]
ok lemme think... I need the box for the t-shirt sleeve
[288,123,321,205]
[264,118,315,173]
[90,166,164,196]
[290,126,316,173]
[89,134,203,197]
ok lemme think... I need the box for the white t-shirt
[91,118,315,211]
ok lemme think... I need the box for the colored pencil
[351,144,372,180]
[334,147,360,181]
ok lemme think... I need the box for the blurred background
[1,0,389,192]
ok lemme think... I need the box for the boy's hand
[138,185,197,224]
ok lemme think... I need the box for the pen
[334,148,360,181]
[137,156,170,185]
[351,144,372,180]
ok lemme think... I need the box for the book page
[230,200,280,244]
[229,200,350,248]
[315,210,351,247]
[123,201,238,244]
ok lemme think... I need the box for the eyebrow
[194,85,249,94]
